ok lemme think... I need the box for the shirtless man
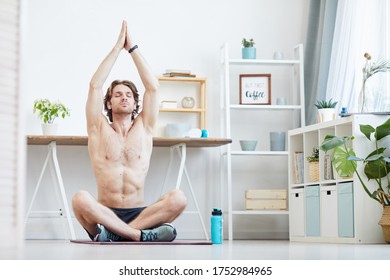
[72,21,187,242]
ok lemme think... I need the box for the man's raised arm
[86,21,127,130]
[125,27,160,132]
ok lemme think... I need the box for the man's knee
[167,190,187,212]
[72,190,93,212]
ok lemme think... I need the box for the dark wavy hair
[103,80,140,122]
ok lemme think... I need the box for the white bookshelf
[288,115,388,243]
[220,43,305,240]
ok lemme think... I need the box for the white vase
[317,108,336,123]
[41,123,58,135]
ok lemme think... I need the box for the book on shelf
[162,72,196,78]
[293,151,304,184]
[165,69,191,74]
[163,69,196,78]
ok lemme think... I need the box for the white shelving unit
[288,115,387,243]
[220,43,305,240]
[157,76,207,137]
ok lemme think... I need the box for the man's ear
[107,101,112,110]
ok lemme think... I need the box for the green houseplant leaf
[375,118,390,141]
[331,146,356,178]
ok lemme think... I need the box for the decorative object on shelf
[239,140,257,151]
[241,38,256,59]
[307,148,319,182]
[161,100,178,109]
[239,74,271,105]
[201,129,209,138]
[359,52,390,113]
[273,51,284,60]
[314,98,338,123]
[33,98,70,135]
[181,97,195,108]
[276,97,287,105]
[339,107,348,118]
[319,118,390,242]
[270,131,286,151]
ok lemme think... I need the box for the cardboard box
[245,189,287,210]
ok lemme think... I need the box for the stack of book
[162,69,196,78]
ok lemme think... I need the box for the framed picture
[239,74,271,105]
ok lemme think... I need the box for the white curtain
[326,0,390,113]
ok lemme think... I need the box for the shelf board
[229,104,302,110]
[232,210,289,215]
[231,151,288,156]
[159,108,204,113]
[228,59,300,65]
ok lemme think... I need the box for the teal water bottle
[211,208,223,244]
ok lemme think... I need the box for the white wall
[22,0,309,239]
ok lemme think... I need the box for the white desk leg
[161,145,175,196]
[24,145,52,227]
[50,142,76,240]
[25,141,76,240]
[174,143,186,189]
[175,144,210,240]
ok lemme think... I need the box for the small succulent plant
[314,98,338,109]
[241,38,255,48]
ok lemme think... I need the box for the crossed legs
[72,189,187,241]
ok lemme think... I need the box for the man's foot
[93,224,127,242]
[141,223,177,242]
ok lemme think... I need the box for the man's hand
[115,20,127,50]
[124,24,134,52]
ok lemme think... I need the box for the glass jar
[181,97,195,108]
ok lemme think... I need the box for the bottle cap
[212,208,222,215]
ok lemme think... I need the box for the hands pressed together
[116,20,134,52]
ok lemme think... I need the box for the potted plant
[319,118,390,242]
[314,98,338,123]
[359,52,390,112]
[241,38,256,59]
[33,98,70,135]
[307,148,319,182]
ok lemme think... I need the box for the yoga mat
[70,240,212,245]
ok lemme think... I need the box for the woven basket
[309,162,319,182]
[379,206,390,243]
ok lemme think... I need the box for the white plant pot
[41,123,58,135]
[317,108,336,123]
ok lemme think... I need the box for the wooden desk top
[26,135,232,148]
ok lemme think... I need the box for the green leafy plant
[306,148,319,162]
[241,38,255,48]
[319,118,390,206]
[33,98,70,124]
[314,98,338,109]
